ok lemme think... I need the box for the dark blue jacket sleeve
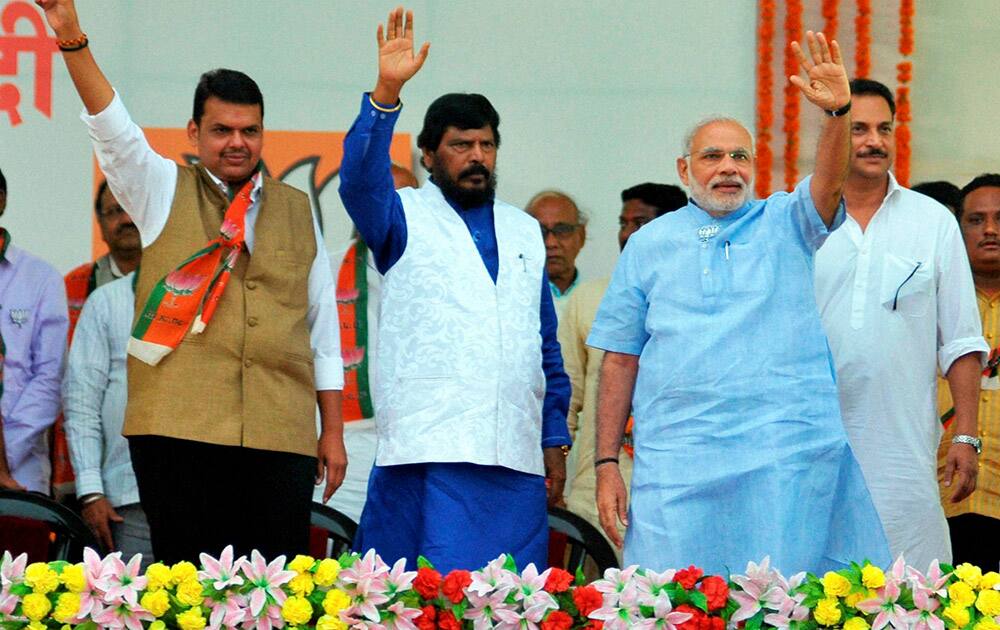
[337,93,408,274]
[540,270,572,448]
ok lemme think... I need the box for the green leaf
[689,590,709,613]
[452,601,467,619]
[10,583,31,597]
[745,610,765,630]
[502,554,518,573]
[575,566,587,586]
[417,556,434,570]
[337,552,358,569]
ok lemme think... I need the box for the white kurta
[815,173,988,568]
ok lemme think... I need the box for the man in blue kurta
[588,33,891,575]
[338,7,571,573]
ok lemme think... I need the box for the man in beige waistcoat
[41,0,346,562]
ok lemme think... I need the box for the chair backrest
[309,502,357,559]
[547,506,619,575]
[0,490,100,561]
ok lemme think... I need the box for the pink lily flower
[762,591,810,628]
[465,588,517,629]
[469,555,517,599]
[239,550,296,619]
[494,601,550,630]
[0,551,27,616]
[589,601,642,630]
[907,559,951,599]
[512,564,557,612]
[340,550,391,622]
[591,565,640,608]
[382,600,423,630]
[68,546,110,621]
[205,591,249,629]
[91,600,154,630]
[856,558,909,630]
[98,552,148,607]
[200,545,246,591]
[636,569,678,608]
[241,602,285,630]
[901,588,944,630]
[730,557,791,624]
[384,558,417,596]
[632,591,693,630]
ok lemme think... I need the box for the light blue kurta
[587,178,891,575]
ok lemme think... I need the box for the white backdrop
[1,1,997,279]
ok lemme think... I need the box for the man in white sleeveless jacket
[338,8,572,573]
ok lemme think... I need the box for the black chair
[309,502,357,559]
[0,490,100,561]
[548,506,619,575]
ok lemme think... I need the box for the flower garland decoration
[821,0,838,41]
[755,0,776,199]
[4,548,1000,630]
[855,0,872,78]
[782,0,803,191]
[894,0,915,187]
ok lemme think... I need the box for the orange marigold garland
[855,0,872,78]
[821,0,838,41]
[895,0,915,186]
[756,0,776,198]
[782,0,802,191]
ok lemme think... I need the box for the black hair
[849,78,896,117]
[911,181,960,213]
[192,69,264,125]
[417,93,500,160]
[957,173,1000,221]
[0,167,6,195]
[621,183,688,217]
[94,180,111,216]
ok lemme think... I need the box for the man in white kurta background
[815,78,988,568]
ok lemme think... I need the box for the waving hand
[789,31,850,112]
[373,7,430,105]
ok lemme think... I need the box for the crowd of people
[1,0,997,576]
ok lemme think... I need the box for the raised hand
[35,0,82,39]
[789,31,850,112]
[372,6,430,105]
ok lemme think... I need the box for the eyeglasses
[539,223,581,239]
[684,149,753,164]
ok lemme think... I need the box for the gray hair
[524,189,588,226]
[682,116,756,157]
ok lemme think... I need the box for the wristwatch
[952,434,982,455]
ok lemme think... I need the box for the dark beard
[431,161,497,209]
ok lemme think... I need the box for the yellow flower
[956,563,983,589]
[845,589,874,609]
[24,562,60,594]
[861,565,886,589]
[282,595,315,626]
[26,622,47,630]
[822,572,852,598]
[176,578,205,607]
[844,616,871,630]
[317,614,349,630]
[171,560,198,585]
[142,589,171,618]
[314,558,341,586]
[58,563,86,593]
[52,592,81,623]
[176,607,207,630]
[323,589,352,616]
[289,572,315,596]
[976,589,1000,617]
[950,581,978,608]
[981,572,1000,590]
[289,554,316,574]
[943,604,971,629]
[21,592,53,621]
[975,617,1000,630]
[150,622,167,630]
[814,597,843,626]
[145,562,173,591]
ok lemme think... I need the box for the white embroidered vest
[374,181,546,475]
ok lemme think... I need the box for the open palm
[377,7,430,87]
[790,31,850,111]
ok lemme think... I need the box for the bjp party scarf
[336,239,374,421]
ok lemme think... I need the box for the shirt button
[982,395,989,403]
[369,111,376,117]
[703,269,710,276]
[701,243,707,249]
[248,316,259,327]
[246,280,257,290]
[244,358,253,368]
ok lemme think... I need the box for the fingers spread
[404,9,414,39]
[790,41,811,71]
[830,39,844,66]
[816,31,832,63]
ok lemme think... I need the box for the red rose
[705,616,725,630]
[572,585,603,617]
[674,565,705,590]
[415,606,437,630]
[675,604,706,630]
[541,610,574,630]
[544,568,574,593]
[441,570,472,604]
[437,609,461,630]
[587,621,604,630]
[414,567,443,600]
[698,575,729,611]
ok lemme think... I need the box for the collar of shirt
[203,167,264,205]
[686,198,756,225]
[550,269,580,298]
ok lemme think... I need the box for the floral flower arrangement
[3,548,999,630]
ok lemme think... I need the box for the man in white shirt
[815,78,988,567]
[63,274,152,562]
[42,0,345,561]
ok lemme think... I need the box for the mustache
[709,177,746,190]
[222,150,250,158]
[115,223,138,236]
[979,239,1000,247]
[459,164,491,179]
[857,149,888,158]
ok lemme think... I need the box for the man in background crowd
[525,190,587,318]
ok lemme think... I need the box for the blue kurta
[587,178,891,575]
[338,94,571,572]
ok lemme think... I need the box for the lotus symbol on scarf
[163,271,204,308]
